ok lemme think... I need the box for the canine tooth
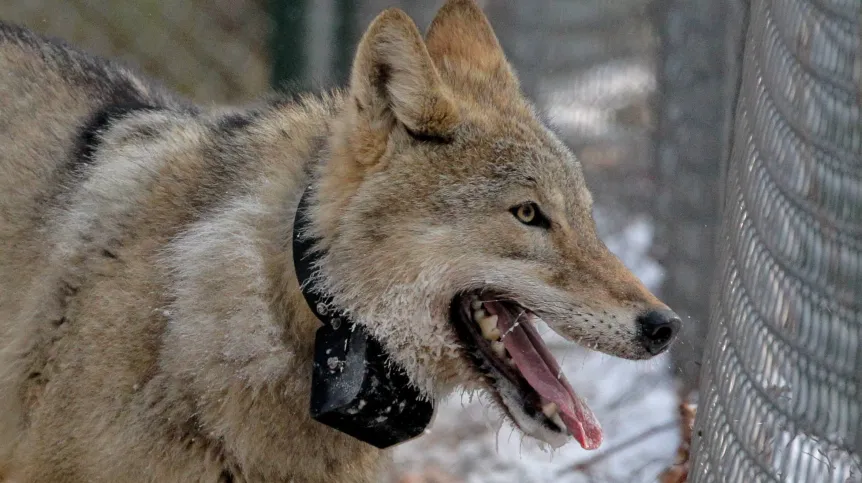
[542,402,559,418]
[473,309,486,320]
[478,314,500,341]
[550,412,566,431]
[471,300,483,310]
[541,402,566,431]
[479,314,498,327]
[491,341,506,358]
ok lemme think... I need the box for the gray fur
[0,3,676,481]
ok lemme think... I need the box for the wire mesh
[690,0,862,481]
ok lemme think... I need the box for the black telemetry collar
[292,185,434,449]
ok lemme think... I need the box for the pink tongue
[486,302,603,450]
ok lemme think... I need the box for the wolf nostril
[652,326,673,343]
[637,309,681,355]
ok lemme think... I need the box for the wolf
[0,1,681,481]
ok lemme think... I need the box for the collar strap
[292,185,434,449]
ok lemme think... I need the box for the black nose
[637,309,681,355]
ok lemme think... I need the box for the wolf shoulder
[0,20,183,211]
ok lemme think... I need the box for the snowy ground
[391,215,681,483]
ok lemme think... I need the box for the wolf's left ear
[425,0,519,91]
[348,8,459,140]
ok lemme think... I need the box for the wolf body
[0,1,680,481]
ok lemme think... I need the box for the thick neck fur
[142,93,390,481]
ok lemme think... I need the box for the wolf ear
[425,0,519,90]
[348,8,459,140]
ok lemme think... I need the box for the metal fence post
[650,0,726,397]
[270,0,307,91]
[331,0,357,87]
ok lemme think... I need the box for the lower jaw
[495,380,572,447]
[449,294,571,444]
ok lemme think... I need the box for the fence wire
[690,0,862,481]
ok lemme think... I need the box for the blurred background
[3,1,858,482]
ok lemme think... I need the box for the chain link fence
[690,0,862,481]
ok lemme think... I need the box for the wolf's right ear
[348,8,459,143]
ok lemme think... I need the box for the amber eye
[516,203,535,223]
[510,202,550,229]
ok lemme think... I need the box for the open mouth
[450,292,602,450]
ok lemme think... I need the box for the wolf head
[306,0,680,450]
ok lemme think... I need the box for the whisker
[500,308,528,341]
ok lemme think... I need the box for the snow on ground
[392,213,680,483]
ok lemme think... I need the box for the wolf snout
[636,309,681,355]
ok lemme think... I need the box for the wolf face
[307,1,680,450]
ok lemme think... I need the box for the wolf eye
[516,204,535,223]
[510,202,550,229]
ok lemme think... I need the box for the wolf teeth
[477,313,500,341]
[549,412,566,432]
[542,402,558,418]
[542,402,566,431]
[491,341,506,358]
[470,301,513,364]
